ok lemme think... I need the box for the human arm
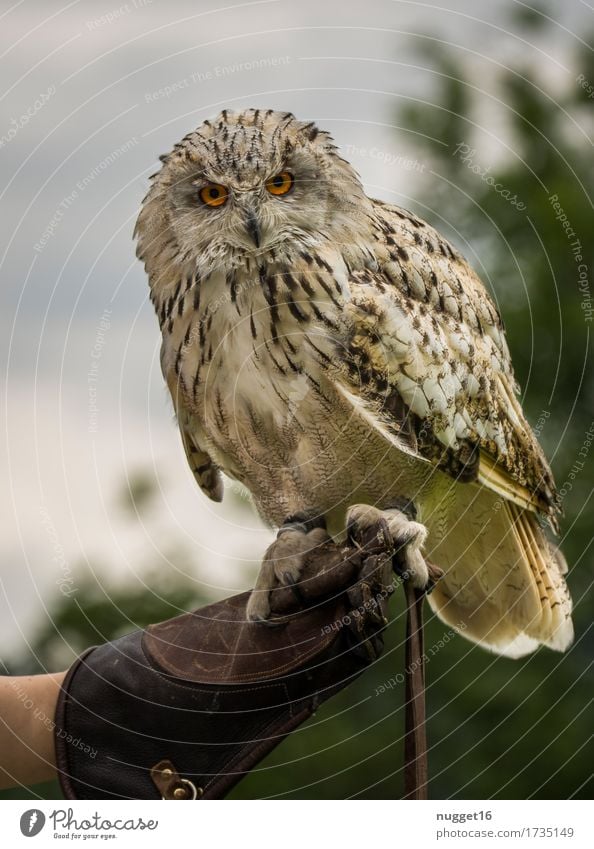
[0,671,66,790]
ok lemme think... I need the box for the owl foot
[346,503,433,591]
[246,513,330,623]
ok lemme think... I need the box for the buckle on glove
[151,760,202,800]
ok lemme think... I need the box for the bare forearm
[0,672,66,790]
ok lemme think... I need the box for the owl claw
[246,588,271,623]
[346,503,430,591]
[247,607,288,628]
[247,522,330,623]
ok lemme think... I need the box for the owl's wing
[334,199,559,525]
[164,361,223,503]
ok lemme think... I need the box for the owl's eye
[265,171,294,196]
[199,183,228,207]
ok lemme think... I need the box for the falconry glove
[54,525,395,800]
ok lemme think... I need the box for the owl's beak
[244,209,261,248]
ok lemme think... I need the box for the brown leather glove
[54,525,395,800]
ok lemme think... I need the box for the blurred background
[0,0,592,799]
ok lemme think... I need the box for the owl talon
[247,521,330,623]
[245,590,271,623]
[346,503,430,591]
[248,611,289,629]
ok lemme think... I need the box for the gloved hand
[54,524,396,800]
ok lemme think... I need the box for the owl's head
[135,109,373,285]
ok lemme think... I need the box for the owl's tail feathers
[426,499,573,659]
[507,503,573,651]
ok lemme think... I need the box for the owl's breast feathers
[158,245,354,503]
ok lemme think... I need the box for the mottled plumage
[135,109,572,657]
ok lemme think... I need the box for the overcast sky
[1,0,591,658]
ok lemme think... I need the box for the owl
[135,109,573,658]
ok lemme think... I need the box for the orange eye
[199,183,228,207]
[266,171,294,196]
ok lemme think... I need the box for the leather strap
[402,581,428,800]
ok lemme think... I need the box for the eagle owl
[135,109,573,658]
